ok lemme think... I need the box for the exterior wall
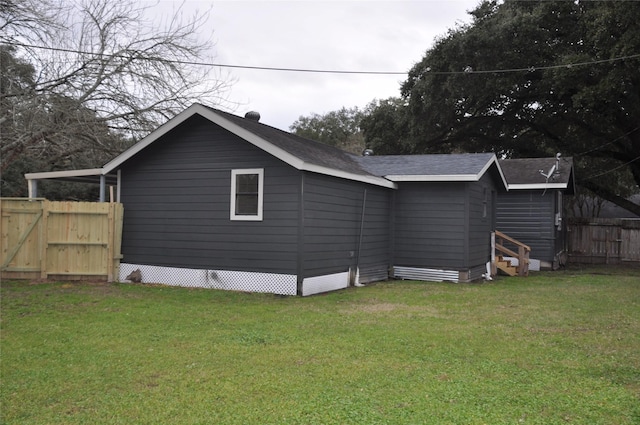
[356,185,393,283]
[467,173,497,267]
[496,189,557,264]
[393,182,467,270]
[392,177,497,281]
[119,115,301,277]
[301,173,391,284]
[554,191,568,266]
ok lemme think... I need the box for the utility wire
[5,41,640,76]
[574,127,640,158]
[582,154,640,181]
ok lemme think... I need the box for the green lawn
[1,267,639,424]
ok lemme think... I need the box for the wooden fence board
[1,198,123,281]
[621,228,640,262]
[567,218,640,265]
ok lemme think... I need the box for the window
[230,169,263,220]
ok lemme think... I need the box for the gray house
[497,156,575,269]
[26,104,508,295]
[354,154,506,282]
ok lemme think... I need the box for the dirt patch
[348,302,404,313]
[341,301,442,317]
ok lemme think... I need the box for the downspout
[389,190,396,279]
[296,172,306,295]
[354,188,367,286]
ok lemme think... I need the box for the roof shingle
[499,157,573,186]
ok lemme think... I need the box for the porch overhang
[24,168,120,202]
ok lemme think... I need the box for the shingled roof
[352,152,505,183]
[499,157,574,193]
[26,104,508,191]
[213,107,505,185]
[206,106,375,179]
[97,104,396,188]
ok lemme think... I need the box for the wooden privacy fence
[1,198,123,281]
[567,218,640,265]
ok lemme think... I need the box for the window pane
[235,173,259,215]
[236,194,258,215]
[236,174,258,194]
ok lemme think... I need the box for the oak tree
[368,0,640,214]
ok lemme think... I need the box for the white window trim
[230,168,264,221]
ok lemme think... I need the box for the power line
[574,127,640,158]
[583,154,640,181]
[428,54,640,75]
[5,41,640,76]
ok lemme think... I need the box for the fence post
[605,229,610,265]
[107,203,114,282]
[40,200,48,280]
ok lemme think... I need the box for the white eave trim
[384,154,509,190]
[385,174,483,182]
[25,168,106,180]
[486,154,509,190]
[304,164,397,189]
[508,183,569,190]
[103,103,396,189]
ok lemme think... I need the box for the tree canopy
[360,98,412,155]
[1,0,231,198]
[289,106,367,154]
[364,0,640,215]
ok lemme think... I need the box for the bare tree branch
[1,0,234,198]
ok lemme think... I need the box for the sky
[158,0,480,131]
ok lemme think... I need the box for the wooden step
[496,257,518,276]
[493,231,531,278]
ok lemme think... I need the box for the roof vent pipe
[362,148,374,156]
[245,111,260,121]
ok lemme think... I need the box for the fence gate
[1,198,123,281]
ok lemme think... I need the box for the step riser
[496,261,518,276]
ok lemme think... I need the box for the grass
[1,266,639,424]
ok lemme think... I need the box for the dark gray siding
[301,173,391,280]
[496,190,556,262]
[355,184,392,282]
[393,178,497,273]
[467,174,498,267]
[393,182,467,269]
[119,115,301,274]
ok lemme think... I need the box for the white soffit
[508,183,568,190]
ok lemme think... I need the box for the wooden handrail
[494,230,531,251]
[493,230,531,277]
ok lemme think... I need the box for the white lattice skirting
[119,263,297,295]
[119,264,351,296]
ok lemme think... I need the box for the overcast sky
[160,0,480,131]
